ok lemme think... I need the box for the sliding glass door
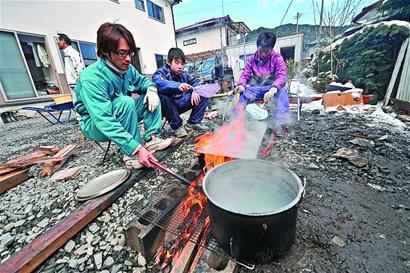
[0,31,36,100]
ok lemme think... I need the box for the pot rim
[202,159,304,216]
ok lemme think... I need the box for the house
[175,15,251,57]
[0,0,181,106]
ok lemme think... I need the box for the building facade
[175,15,250,56]
[0,0,180,106]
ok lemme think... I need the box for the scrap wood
[0,149,60,170]
[37,146,60,155]
[0,156,66,170]
[0,169,31,193]
[40,144,77,177]
[51,166,83,181]
[0,133,192,273]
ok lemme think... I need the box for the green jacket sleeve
[81,79,140,155]
[128,67,156,94]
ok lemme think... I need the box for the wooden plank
[51,166,83,181]
[170,241,198,273]
[0,169,31,193]
[384,38,409,106]
[0,133,192,273]
[40,144,76,177]
[0,167,18,176]
[396,38,410,102]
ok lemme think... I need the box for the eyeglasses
[113,50,135,58]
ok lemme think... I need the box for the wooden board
[0,169,31,193]
[384,38,409,106]
[0,133,192,273]
[323,92,363,108]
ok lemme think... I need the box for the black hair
[58,34,72,45]
[167,48,185,64]
[96,22,137,58]
[256,32,276,49]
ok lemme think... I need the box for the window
[0,31,36,100]
[135,0,145,10]
[183,38,197,46]
[147,0,164,23]
[79,42,97,67]
[155,54,166,69]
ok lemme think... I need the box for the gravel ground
[0,105,409,273]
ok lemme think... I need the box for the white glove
[232,85,245,95]
[263,87,278,103]
[143,86,160,112]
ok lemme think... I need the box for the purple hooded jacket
[238,51,287,89]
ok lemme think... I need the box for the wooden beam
[384,38,409,106]
[0,133,192,273]
[0,169,31,193]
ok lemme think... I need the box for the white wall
[0,0,176,75]
[176,26,226,55]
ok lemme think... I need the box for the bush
[313,24,409,96]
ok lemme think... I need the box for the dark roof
[176,15,249,35]
[352,1,382,23]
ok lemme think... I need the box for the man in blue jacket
[152,48,209,137]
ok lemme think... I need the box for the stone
[111,264,122,273]
[103,256,114,267]
[331,236,346,247]
[94,252,103,270]
[3,223,14,231]
[68,259,78,268]
[0,233,15,248]
[137,253,146,267]
[89,223,99,233]
[14,220,25,227]
[113,245,123,251]
[37,218,49,228]
[64,240,76,253]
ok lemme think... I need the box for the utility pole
[294,12,302,33]
[318,0,324,42]
[219,0,225,79]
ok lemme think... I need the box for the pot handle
[296,177,306,208]
[203,161,214,173]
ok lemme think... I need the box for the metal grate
[136,188,255,269]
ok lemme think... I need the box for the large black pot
[202,159,305,263]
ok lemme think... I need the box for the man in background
[57,33,84,103]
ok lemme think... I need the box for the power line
[279,0,294,26]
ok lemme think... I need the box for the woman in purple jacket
[233,32,289,122]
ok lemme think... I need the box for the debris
[377,134,389,141]
[368,183,386,192]
[51,166,82,181]
[349,138,375,148]
[40,144,77,177]
[331,236,346,247]
[332,148,368,167]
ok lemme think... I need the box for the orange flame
[196,108,247,169]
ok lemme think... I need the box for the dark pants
[159,93,209,130]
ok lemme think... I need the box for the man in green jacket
[75,22,172,169]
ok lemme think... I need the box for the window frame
[155,54,167,69]
[147,0,165,23]
[135,0,145,11]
